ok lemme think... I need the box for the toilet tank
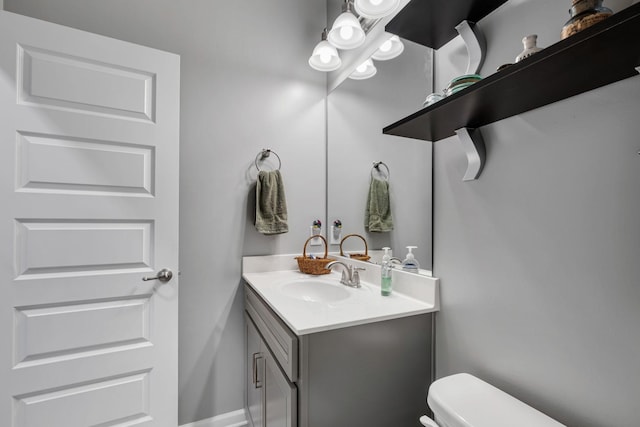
[427,373,565,427]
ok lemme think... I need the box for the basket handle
[339,234,368,256]
[302,234,328,259]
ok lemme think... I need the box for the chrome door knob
[142,268,173,282]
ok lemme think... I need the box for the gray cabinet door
[264,351,297,427]
[247,312,297,427]
[246,315,264,427]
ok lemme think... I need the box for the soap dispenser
[381,247,392,296]
[402,246,420,273]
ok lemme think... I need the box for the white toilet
[420,373,566,427]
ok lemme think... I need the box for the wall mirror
[325,5,435,271]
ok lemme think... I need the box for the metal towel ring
[371,161,390,181]
[255,149,281,171]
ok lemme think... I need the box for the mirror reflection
[326,39,434,272]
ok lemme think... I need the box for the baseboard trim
[180,409,248,427]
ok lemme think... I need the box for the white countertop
[242,255,439,335]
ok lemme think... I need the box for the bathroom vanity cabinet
[244,284,433,427]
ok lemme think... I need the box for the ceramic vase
[515,34,543,63]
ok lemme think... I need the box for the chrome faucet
[326,261,365,288]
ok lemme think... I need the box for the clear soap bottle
[381,247,392,296]
[402,246,420,273]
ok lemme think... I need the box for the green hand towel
[365,176,393,232]
[255,170,289,235]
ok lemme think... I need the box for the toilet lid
[427,374,565,427]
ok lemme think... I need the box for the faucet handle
[352,267,365,287]
[339,269,349,285]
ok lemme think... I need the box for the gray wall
[4,0,327,424]
[433,1,640,426]
[327,41,433,269]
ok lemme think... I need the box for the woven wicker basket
[295,235,332,275]
[339,233,370,262]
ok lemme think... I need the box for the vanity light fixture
[328,0,366,50]
[309,28,342,72]
[354,0,400,19]
[371,34,404,60]
[349,58,377,80]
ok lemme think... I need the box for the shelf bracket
[455,127,486,181]
[455,20,486,75]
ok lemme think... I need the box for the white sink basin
[279,278,350,303]
[243,265,439,335]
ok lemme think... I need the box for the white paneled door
[0,11,180,427]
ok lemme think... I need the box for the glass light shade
[328,12,366,50]
[309,40,342,71]
[354,0,401,19]
[349,59,377,80]
[371,35,404,61]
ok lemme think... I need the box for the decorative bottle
[515,35,543,63]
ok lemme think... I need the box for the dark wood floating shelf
[383,2,640,143]
[385,0,508,49]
